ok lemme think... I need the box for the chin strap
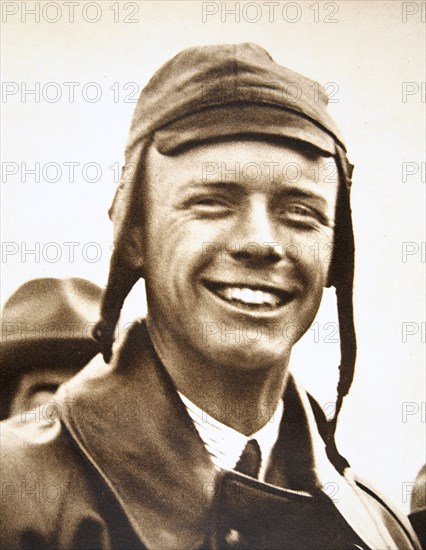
[307,393,350,475]
[93,255,141,363]
[328,146,357,438]
[306,159,356,474]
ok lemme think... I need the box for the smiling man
[0,43,421,550]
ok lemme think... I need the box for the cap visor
[154,105,336,156]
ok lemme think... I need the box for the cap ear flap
[326,147,354,289]
[93,257,141,363]
[324,147,357,436]
[93,142,150,363]
[326,188,346,289]
[120,225,145,273]
[110,146,149,275]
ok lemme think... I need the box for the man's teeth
[218,287,281,307]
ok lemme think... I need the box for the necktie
[234,439,261,479]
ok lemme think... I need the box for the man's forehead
[148,136,327,162]
[146,138,338,195]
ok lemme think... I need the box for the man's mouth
[204,282,294,311]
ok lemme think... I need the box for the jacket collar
[57,320,395,550]
[59,320,216,549]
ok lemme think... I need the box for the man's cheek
[319,241,334,272]
[299,235,334,271]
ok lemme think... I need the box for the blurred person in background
[0,277,101,419]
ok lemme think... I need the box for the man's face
[141,139,338,372]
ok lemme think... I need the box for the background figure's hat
[1,278,102,374]
[94,43,356,458]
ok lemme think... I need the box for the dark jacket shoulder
[0,410,142,550]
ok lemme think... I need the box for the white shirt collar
[178,392,284,481]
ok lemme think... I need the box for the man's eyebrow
[273,186,329,205]
[182,180,331,206]
[183,180,245,193]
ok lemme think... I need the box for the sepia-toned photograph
[1,1,425,548]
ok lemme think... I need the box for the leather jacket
[0,321,420,549]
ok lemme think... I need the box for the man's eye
[188,196,233,215]
[287,204,315,217]
[282,203,329,228]
[195,198,226,207]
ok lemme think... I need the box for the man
[0,43,420,549]
[0,278,102,419]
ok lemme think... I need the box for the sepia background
[1,0,425,512]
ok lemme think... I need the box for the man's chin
[200,339,291,372]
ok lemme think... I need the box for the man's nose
[228,198,284,265]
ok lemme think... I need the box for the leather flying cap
[126,42,346,156]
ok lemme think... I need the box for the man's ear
[121,225,145,271]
